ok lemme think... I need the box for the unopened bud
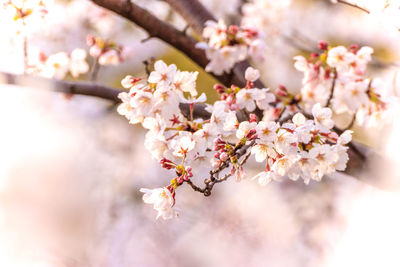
[213,138,226,151]
[276,85,288,97]
[249,113,258,123]
[349,44,359,52]
[86,34,95,46]
[228,25,239,35]
[318,41,328,51]
[214,84,225,94]
[160,158,176,169]
[246,129,257,140]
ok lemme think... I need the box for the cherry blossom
[140,187,178,219]
[196,19,266,75]
[69,48,89,78]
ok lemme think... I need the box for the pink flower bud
[318,41,328,51]
[185,166,193,178]
[249,113,258,123]
[324,68,331,79]
[349,44,359,53]
[246,129,257,140]
[275,85,288,97]
[86,34,96,46]
[214,84,225,94]
[160,158,176,169]
[213,138,226,151]
[228,25,239,35]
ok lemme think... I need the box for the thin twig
[344,114,356,131]
[186,140,256,196]
[336,0,370,14]
[90,57,101,81]
[23,36,28,74]
[143,58,154,76]
[325,68,337,107]
[277,106,287,121]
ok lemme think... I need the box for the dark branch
[90,0,243,87]
[336,0,370,14]
[325,68,337,107]
[185,140,256,196]
[0,72,122,102]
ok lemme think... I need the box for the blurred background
[0,0,400,266]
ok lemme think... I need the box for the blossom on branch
[196,19,266,75]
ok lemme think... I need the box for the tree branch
[185,140,256,196]
[325,68,337,107]
[336,0,370,14]
[90,0,242,87]
[0,72,122,102]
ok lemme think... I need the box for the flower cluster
[117,60,353,219]
[294,42,394,127]
[28,48,89,79]
[196,19,266,75]
[251,104,352,186]
[86,34,131,66]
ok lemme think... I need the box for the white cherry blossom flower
[117,92,142,124]
[309,144,338,174]
[173,70,199,97]
[144,133,169,160]
[332,145,349,171]
[355,46,373,65]
[338,130,353,145]
[236,121,257,139]
[275,128,298,155]
[255,88,276,110]
[142,115,166,137]
[272,156,293,176]
[312,103,334,132]
[98,49,120,65]
[69,48,89,78]
[41,52,70,79]
[223,111,239,132]
[153,88,181,119]
[193,123,218,148]
[170,132,196,157]
[121,75,136,89]
[130,90,154,117]
[236,88,265,112]
[245,67,260,82]
[251,171,279,186]
[251,143,276,162]
[203,19,227,48]
[140,187,177,220]
[327,46,355,71]
[256,121,278,143]
[148,60,177,89]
